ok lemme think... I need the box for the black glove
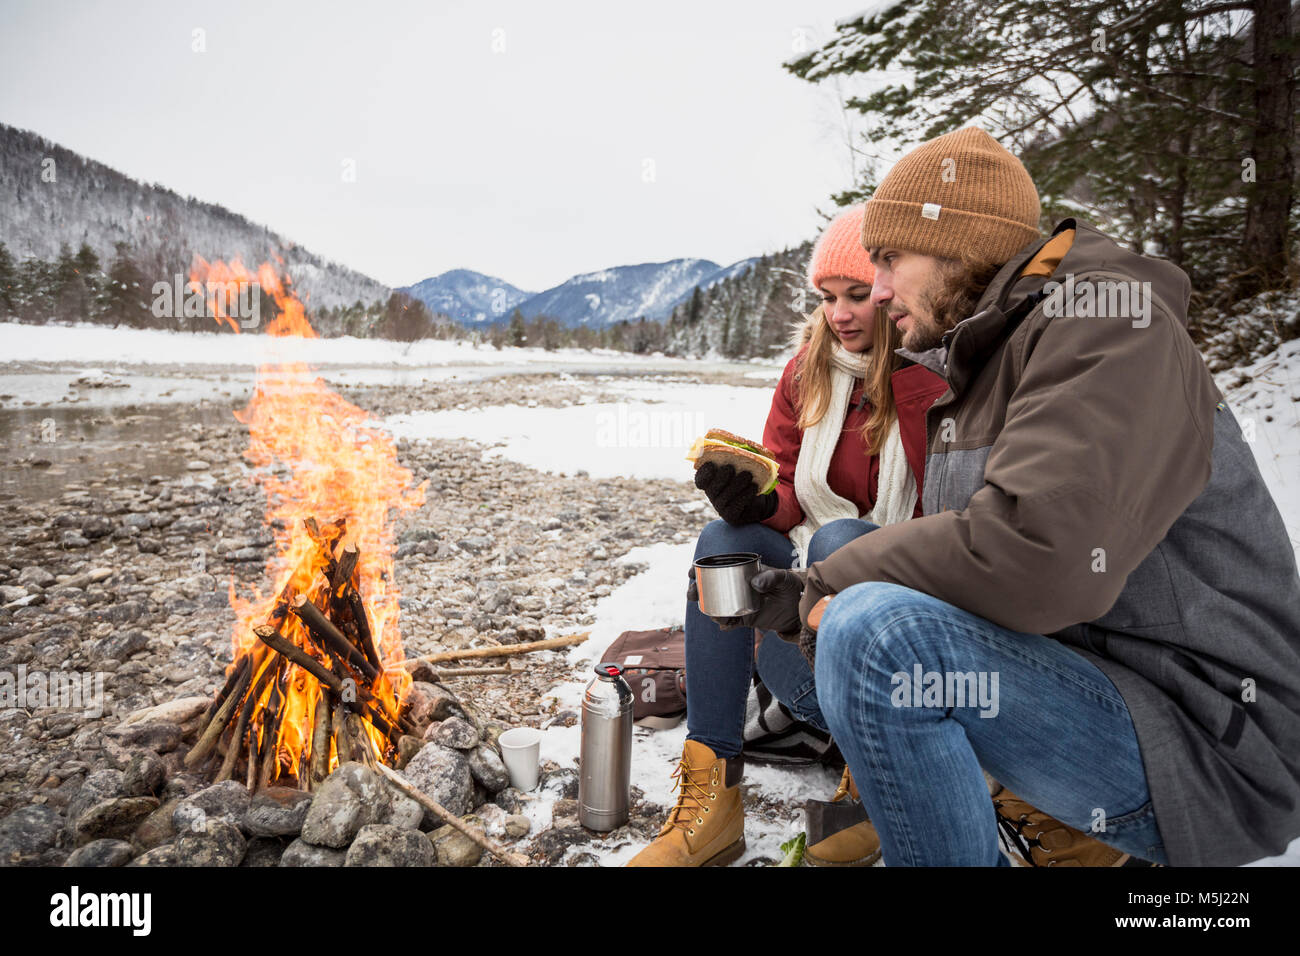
[687,564,805,637]
[695,461,778,526]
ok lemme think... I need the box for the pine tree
[0,242,16,318]
[784,1,1296,302]
[508,308,526,347]
[104,243,150,329]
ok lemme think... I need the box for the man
[751,126,1300,866]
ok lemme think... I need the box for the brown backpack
[602,626,686,727]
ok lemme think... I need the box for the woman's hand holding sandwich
[694,460,778,526]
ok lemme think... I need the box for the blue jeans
[815,582,1169,866]
[685,517,879,759]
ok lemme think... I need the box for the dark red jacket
[760,349,948,534]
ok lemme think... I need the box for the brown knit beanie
[860,127,1041,267]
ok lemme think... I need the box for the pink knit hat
[807,205,875,290]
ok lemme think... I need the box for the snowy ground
[0,321,782,374]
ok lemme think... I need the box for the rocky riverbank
[0,367,775,867]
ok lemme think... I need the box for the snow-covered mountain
[399,269,533,324]
[516,258,723,327]
[0,123,390,310]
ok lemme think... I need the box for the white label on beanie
[921,203,941,220]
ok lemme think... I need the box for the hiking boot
[992,785,1133,867]
[804,765,882,867]
[625,740,745,867]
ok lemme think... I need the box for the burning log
[217,656,280,783]
[185,658,254,769]
[309,694,331,789]
[346,586,383,673]
[291,594,380,682]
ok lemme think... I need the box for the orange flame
[193,257,426,780]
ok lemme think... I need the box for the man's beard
[901,259,1000,352]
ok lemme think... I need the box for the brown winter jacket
[798,218,1300,866]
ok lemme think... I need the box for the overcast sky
[0,0,890,291]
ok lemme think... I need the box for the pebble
[345,823,436,866]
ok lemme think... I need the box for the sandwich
[685,428,779,494]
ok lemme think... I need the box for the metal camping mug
[693,551,762,617]
[578,662,634,832]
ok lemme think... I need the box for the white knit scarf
[787,342,917,567]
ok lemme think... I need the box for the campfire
[181,259,426,791]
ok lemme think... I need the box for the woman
[627,206,947,867]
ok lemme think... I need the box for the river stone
[122,751,165,796]
[174,819,246,866]
[241,837,286,867]
[73,796,159,845]
[132,798,179,852]
[430,716,478,750]
[242,787,313,838]
[172,780,250,832]
[0,805,63,866]
[65,839,134,867]
[381,794,424,830]
[404,682,460,727]
[430,815,484,867]
[468,745,509,794]
[92,627,148,660]
[128,844,181,867]
[81,515,113,539]
[112,721,182,752]
[299,762,387,848]
[401,744,472,823]
[115,696,210,730]
[494,787,526,814]
[345,824,436,867]
[17,566,55,589]
[504,815,531,839]
[66,769,126,826]
[279,838,347,867]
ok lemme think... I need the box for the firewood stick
[331,702,349,769]
[245,719,259,791]
[291,595,379,681]
[256,625,403,745]
[257,684,286,791]
[216,656,279,783]
[185,662,253,768]
[403,632,590,666]
[346,586,383,672]
[255,625,343,693]
[377,763,530,868]
[332,544,359,593]
[346,712,378,769]
[425,665,513,679]
[309,693,331,787]
[201,655,251,728]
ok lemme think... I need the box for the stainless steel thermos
[578,662,634,831]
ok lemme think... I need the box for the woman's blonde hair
[787,298,902,457]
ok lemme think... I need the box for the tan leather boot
[625,740,745,867]
[992,785,1134,867]
[804,766,882,867]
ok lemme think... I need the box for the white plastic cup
[497,727,544,791]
